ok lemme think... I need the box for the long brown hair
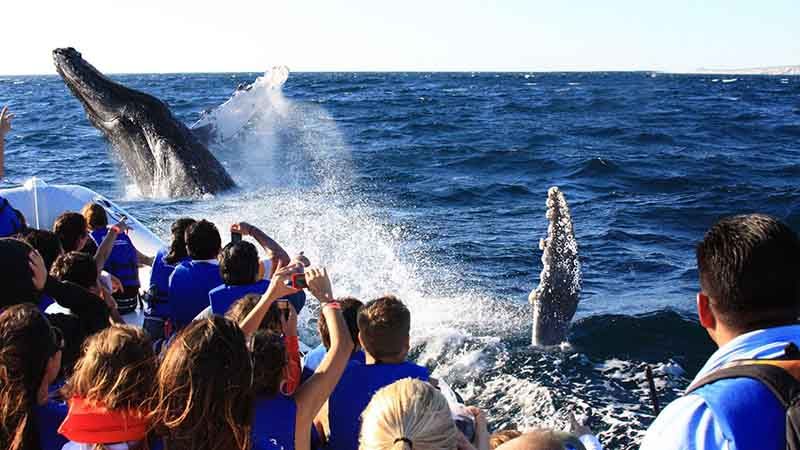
[150,316,253,450]
[62,324,156,410]
[0,304,60,450]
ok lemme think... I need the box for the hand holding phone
[291,273,308,289]
[231,231,242,243]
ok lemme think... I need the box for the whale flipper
[191,66,290,144]
[53,48,236,198]
[530,187,581,346]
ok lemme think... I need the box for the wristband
[323,301,341,310]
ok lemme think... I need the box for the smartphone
[231,231,242,243]
[277,300,290,320]
[291,273,308,289]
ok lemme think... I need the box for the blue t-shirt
[252,394,297,450]
[35,397,68,450]
[147,247,190,318]
[0,196,23,238]
[208,280,307,316]
[168,260,223,329]
[209,280,270,315]
[327,361,429,450]
[301,345,365,383]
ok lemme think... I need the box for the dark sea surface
[2,71,800,448]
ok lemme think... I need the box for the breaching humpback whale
[529,187,582,346]
[53,48,236,197]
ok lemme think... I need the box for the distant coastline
[693,65,800,76]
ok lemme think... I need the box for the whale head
[53,47,235,198]
[529,187,582,346]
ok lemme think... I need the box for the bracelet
[323,301,341,310]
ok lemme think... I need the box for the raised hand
[230,222,253,236]
[29,250,47,291]
[0,106,13,137]
[306,267,334,303]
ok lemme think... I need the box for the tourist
[359,378,490,450]
[144,217,195,341]
[641,214,800,450]
[58,325,157,450]
[0,304,67,450]
[50,251,124,324]
[225,293,301,394]
[324,295,430,450]
[302,297,365,382]
[82,203,151,314]
[1,239,110,374]
[245,266,354,450]
[167,219,223,330]
[150,315,254,450]
[0,106,25,238]
[19,229,64,311]
[209,222,305,316]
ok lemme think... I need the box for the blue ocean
[2,71,799,448]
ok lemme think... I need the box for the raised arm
[231,222,291,275]
[0,106,14,179]
[293,268,353,448]
[93,224,123,271]
[238,264,300,336]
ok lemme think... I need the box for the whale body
[53,47,236,198]
[530,187,582,346]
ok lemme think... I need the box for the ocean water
[2,71,800,448]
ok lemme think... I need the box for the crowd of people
[3,103,800,450]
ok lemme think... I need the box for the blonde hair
[62,324,156,410]
[360,378,458,450]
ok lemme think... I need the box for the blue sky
[2,0,798,74]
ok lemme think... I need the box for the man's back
[168,260,223,329]
[326,360,429,450]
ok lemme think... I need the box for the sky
[2,0,799,75]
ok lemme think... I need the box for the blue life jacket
[0,196,23,237]
[91,227,140,288]
[35,397,68,450]
[252,394,297,450]
[301,345,365,383]
[146,247,189,318]
[168,260,224,330]
[327,360,429,450]
[691,375,786,450]
[38,294,55,313]
[208,280,307,316]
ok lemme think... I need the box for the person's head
[50,251,98,290]
[251,330,287,397]
[490,430,523,450]
[358,296,411,363]
[494,431,586,450]
[53,212,89,252]
[20,229,63,271]
[225,294,282,334]
[166,218,196,265]
[0,238,39,306]
[185,219,221,260]
[220,241,260,286]
[151,316,252,450]
[62,325,155,410]
[0,304,63,450]
[359,378,458,450]
[696,214,800,345]
[320,297,363,351]
[80,203,108,231]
